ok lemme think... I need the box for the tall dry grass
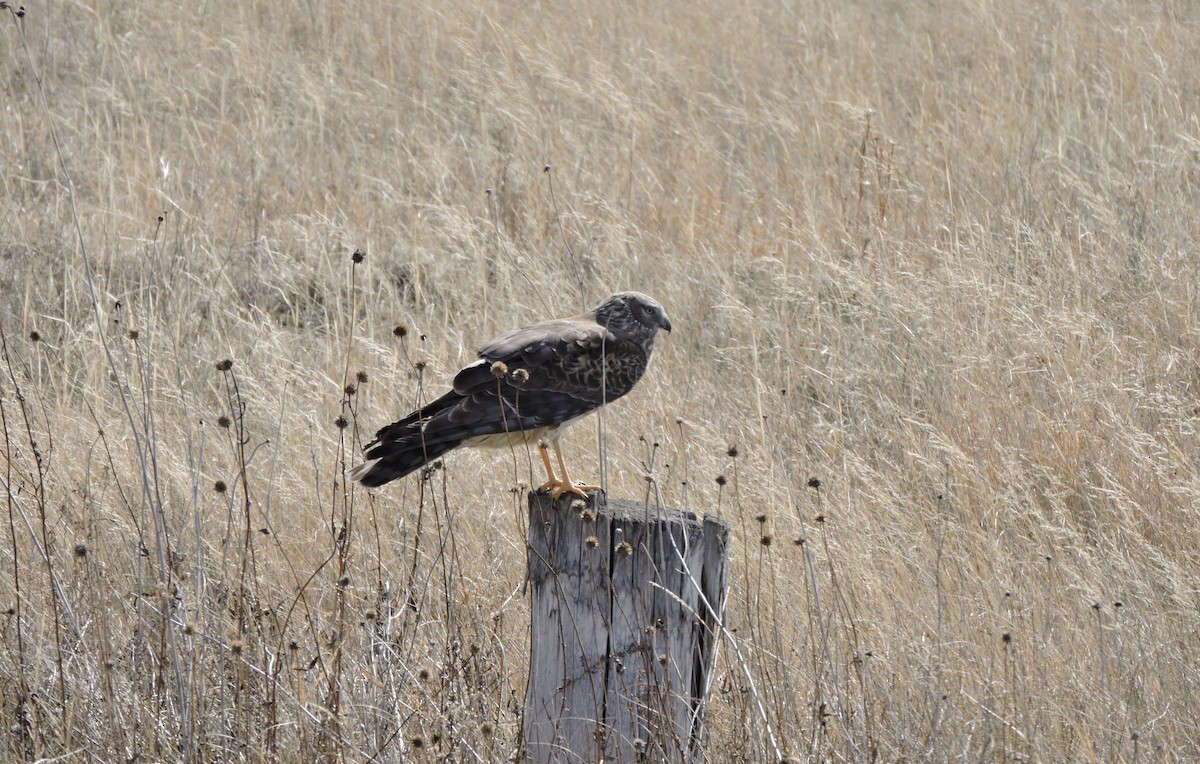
[2,0,1199,760]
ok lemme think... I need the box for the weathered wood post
[523,491,730,763]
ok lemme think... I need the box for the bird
[349,291,671,499]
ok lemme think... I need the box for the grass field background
[3,0,1200,760]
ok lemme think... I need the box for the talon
[551,482,599,500]
[536,440,599,500]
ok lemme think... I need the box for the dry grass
[2,0,1200,760]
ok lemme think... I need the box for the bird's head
[595,292,672,341]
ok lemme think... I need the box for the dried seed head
[28,330,41,342]
[581,509,596,523]
[490,361,508,378]
[184,622,196,635]
[411,737,424,749]
[480,722,494,737]
[215,359,233,372]
[715,474,727,486]
[760,534,773,547]
[127,329,139,340]
[356,370,368,384]
[230,639,245,655]
[418,668,431,681]
[414,359,428,371]
[807,477,821,489]
[344,384,356,396]
[570,499,587,513]
[338,575,350,588]
[420,460,443,480]
[214,480,227,493]
[351,249,365,264]
[726,444,739,458]
[616,541,633,557]
[512,368,529,383]
[73,543,88,558]
[217,416,232,429]
[393,323,409,338]
[585,535,599,549]
[334,416,348,429]
[754,513,767,524]
[1001,632,1012,644]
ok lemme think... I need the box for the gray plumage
[350,292,671,492]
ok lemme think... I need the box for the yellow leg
[538,443,557,484]
[536,442,569,496]
[550,441,600,500]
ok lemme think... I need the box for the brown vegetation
[2,0,1199,760]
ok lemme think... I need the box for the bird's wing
[361,316,607,446]
[453,314,608,387]
[435,315,611,432]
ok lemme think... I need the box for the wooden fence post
[522,491,730,763]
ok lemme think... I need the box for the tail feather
[350,390,465,488]
[350,435,461,488]
[350,384,545,489]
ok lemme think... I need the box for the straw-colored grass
[3,0,1199,760]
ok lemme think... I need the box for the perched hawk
[350,291,671,498]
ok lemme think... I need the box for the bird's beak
[661,314,673,333]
